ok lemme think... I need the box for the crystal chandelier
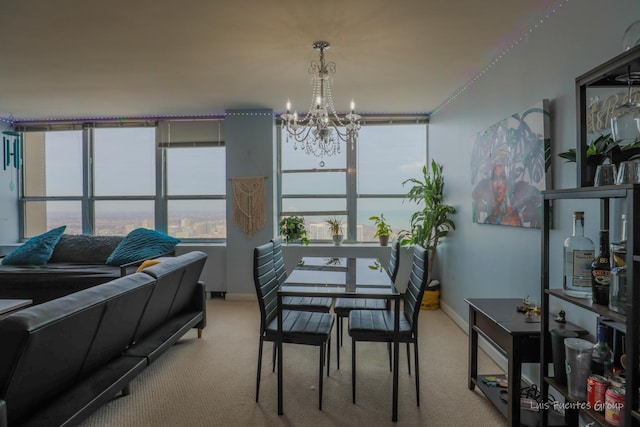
[280,41,361,165]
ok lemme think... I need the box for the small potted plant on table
[279,216,310,245]
[369,214,392,246]
[326,216,344,246]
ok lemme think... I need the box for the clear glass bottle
[609,214,628,314]
[563,211,595,298]
[591,323,613,378]
[591,229,611,305]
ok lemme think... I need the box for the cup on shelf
[615,160,640,184]
[564,337,594,401]
[594,164,617,186]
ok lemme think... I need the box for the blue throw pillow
[1,225,66,265]
[105,228,180,266]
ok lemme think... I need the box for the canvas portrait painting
[471,100,550,228]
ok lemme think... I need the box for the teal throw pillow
[1,225,66,265]
[105,228,180,266]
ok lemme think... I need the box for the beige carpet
[80,299,507,427]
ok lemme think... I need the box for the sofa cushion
[105,228,179,266]
[1,226,66,266]
[49,235,124,264]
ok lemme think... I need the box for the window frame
[17,121,226,242]
[277,118,428,243]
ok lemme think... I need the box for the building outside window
[279,122,427,243]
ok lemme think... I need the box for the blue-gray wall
[429,1,638,334]
[224,109,276,298]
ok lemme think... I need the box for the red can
[587,374,609,412]
[605,387,625,426]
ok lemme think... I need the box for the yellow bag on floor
[421,289,440,310]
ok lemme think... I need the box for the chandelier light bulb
[286,100,291,112]
[350,100,355,112]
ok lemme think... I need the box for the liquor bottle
[591,229,611,305]
[563,211,595,298]
[609,214,628,314]
[591,323,613,377]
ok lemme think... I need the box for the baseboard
[224,293,257,302]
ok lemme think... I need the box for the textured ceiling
[0,0,563,121]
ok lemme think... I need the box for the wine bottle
[591,229,611,305]
[563,211,595,298]
[609,214,627,314]
[591,323,613,377]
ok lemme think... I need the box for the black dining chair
[333,239,400,369]
[271,236,333,313]
[253,241,334,410]
[348,244,428,406]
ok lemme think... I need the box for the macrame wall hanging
[230,176,267,237]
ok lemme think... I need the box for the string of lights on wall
[431,0,570,116]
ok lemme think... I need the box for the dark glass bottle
[609,215,627,314]
[591,323,613,377]
[591,229,611,305]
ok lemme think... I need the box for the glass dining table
[276,256,402,422]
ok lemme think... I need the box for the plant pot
[379,235,389,246]
[332,234,343,246]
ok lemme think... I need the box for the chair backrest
[403,244,428,332]
[253,242,279,333]
[271,236,287,286]
[387,239,401,283]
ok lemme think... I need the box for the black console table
[466,298,586,427]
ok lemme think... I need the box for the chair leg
[256,337,264,402]
[414,339,420,406]
[327,337,331,376]
[336,315,341,370]
[387,342,392,371]
[319,342,324,410]
[272,341,277,372]
[406,342,411,375]
[352,339,357,404]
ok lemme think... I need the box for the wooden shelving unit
[541,185,640,427]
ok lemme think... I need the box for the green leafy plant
[558,133,640,164]
[400,159,456,283]
[369,214,392,238]
[325,217,344,235]
[279,216,309,245]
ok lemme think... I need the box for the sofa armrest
[119,250,176,277]
[0,399,7,427]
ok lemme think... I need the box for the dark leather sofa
[0,235,170,305]
[0,250,207,427]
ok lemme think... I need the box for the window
[20,122,226,240]
[279,122,427,242]
[166,146,226,238]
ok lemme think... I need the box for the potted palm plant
[400,159,456,284]
[369,214,392,246]
[325,216,344,246]
[279,216,310,245]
